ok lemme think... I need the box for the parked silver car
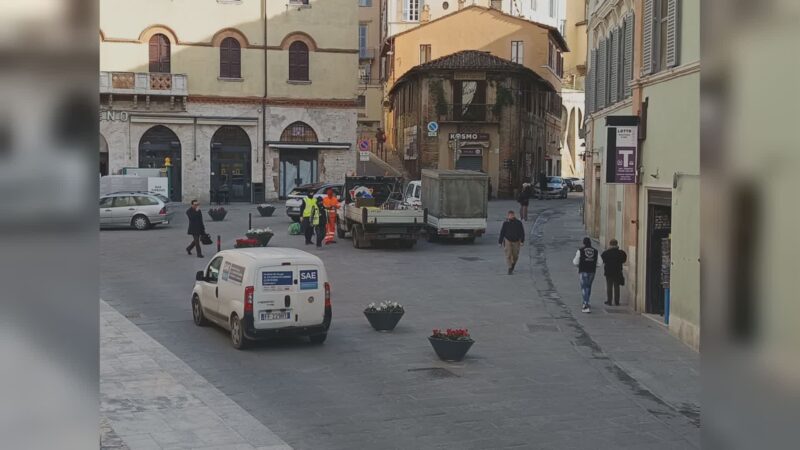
[99,193,174,230]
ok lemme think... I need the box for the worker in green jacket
[301,192,316,245]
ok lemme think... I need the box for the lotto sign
[605,116,640,184]
[299,270,319,290]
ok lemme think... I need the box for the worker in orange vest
[322,188,340,244]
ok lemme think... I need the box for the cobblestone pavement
[100,195,699,449]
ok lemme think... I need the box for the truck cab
[403,181,421,209]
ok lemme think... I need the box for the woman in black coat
[186,199,206,258]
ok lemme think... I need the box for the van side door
[216,260,247,324]
[199,256,224,323]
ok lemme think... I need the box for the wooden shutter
[666,0,680,67]
[610,30,619,104]
[220,38,242,79]
[149,34,170,73]
[588,48,597,113]
[641,0,655,76]
[289,41,309,81]
[624,14,634,97]
[597,39,607,110]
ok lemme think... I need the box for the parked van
[191,248,332,349]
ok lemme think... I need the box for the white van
[403,180,421,208]
[191,248,332,349]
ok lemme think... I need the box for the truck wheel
[465,237,476,244]
[352,225,361,249]
[426,231,437,243]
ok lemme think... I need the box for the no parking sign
[427,121,439,137]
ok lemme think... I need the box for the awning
[266,142,352,150]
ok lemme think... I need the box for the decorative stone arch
[280,121,318,143]
[279,32,317,51]
[138,25,179,45]
[211,28,250,48]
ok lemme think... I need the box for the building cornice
[633,61,701,89]
[188,95,359,108]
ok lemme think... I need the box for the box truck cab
[403,180,422,208]
[191,248,332,349]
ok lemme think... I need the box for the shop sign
[605,116,640,184]
[100,110,129,122]
[448,132,489,141]
[459,148,482,156]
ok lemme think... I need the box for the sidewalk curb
[100,300,293,450]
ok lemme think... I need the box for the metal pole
[217,235,221,252]
[248,212,252,231]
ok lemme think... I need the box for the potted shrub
[208,207,227,221]
[234,238,260,248]
[363,301,405,332]
[428,328,474,362]
[257,204,276,217]
[245,228,274,247]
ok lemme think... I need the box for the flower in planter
[364,301,404,314]
[209,207,227,213]
[234,238,260,248]
[431,328,473,342]
[245,228,274,246]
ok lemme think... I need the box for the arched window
[288,41,309,81]
[219,37,241,79]
[149,34,171,73]
[280,122,317,143]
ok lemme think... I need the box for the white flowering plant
[364,301,404,314]
[245,228,274,246]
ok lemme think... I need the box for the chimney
[490,0,502,10]
[421,4,430,22]
[458,0,466,10]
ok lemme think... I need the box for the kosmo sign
[605,116,640,184]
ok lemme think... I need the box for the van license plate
[260,310,291,321]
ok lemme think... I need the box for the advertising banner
[605,116,640,184]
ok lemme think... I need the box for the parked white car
[191,248,332,349]
[284,183,343,222]
[534,177,569,199]
[402,180,422,208]
[99,192,174,230]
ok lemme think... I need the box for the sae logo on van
[299,270,318,290]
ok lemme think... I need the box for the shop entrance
[210,126,252,203]
[456,147,483,171]
[139,125,181,201]
[646,191,672,316]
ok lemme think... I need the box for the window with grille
[148,34,170,73]
[359,0,372,6]
[359,63,371,83]
[359,24,369,58]
[288,41,309,81]
[219,37,241,79]
[280,122,318,142]
[419,44,431,64]
[511,41,523,64]
[404,0,421,21]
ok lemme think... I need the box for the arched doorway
[210,126,252,203]
[278,121,318,198]
[99,134,109,176]
[139,125,181,201]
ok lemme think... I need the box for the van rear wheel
[230,315,248,350]
[309,333,327,344]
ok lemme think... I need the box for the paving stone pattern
[101,196,699,449]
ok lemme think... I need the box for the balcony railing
[99,71,188,96]
[436,103,500,122]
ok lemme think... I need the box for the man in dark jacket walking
[572,237,600,313]
[498,210,525,275]
[538,172,548,199]
[601,239,628,306]
[186,199,205,258]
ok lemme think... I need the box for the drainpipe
[262,0,268,202]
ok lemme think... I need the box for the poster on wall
[403,126,418,160]
[605,116,640,184]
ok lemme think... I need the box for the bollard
[248,212,252,231]
[217,235,221,252]
[664,288,670,325]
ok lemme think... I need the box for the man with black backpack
[572,237,601,313]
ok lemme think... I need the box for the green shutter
[624,14,634,97]
[666,0,681,68]
[610,30,619,104]
[597,39,607,110]
[642,0,655,76]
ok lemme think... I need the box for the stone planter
[245,232,273,247]
[364,310,404,332]
[257,205,276,217]
[208,209,227,221]
[428,337,474,362]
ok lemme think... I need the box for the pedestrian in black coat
[186,199,205,258]
[601,239,628,305]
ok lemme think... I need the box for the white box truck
[421,169,488,243]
